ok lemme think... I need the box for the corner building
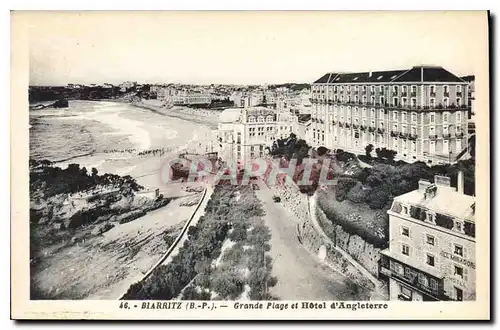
[310,66,470,163]
[216,107,298,165]
[379,174,476,301]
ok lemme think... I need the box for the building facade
[379,174,476,301]
[216,107,298,165]
[310,66,470,163]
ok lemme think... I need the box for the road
[253,181,373,300]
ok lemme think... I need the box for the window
[444,85,449,93]
[454,265,464,278]
[457,85,462,93]
[418,273,429,286]
[403,206,408,214]
[380,96,385,105]
[444,98,449,107]
[393,85,398,93]
[411,98,417,107]
[371,85,375,93]
[454,244,464,256]
[380,109,384,116]
[430,279,438,290]
[457,112,462,122]
[430,98,436,108]
[426,254,435,266]
[455,287,463,301]
[455,221,463,232]
[393,97,399,106]
[456,98,462,106]
[429,113,435,123]
[401,226,410,237]
[249,116,255,123]
[401,112,406,122]
[400,286,412,300]
[402,85,408,93]
[430,85,436,94]
[370,96,375,104]
[392,111,398,121]
[443,112,449,122]
[411,112,417,122]
[411,85,417,94]
[402,244,410,256]
[393,262,404,275]
[426,235,435,246]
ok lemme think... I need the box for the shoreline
[129,100,219,130]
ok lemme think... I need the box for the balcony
[457,91,463,97]
[368,127,376,133]
[456,132,465,138]
[408,134,418,140]
[443,133,451,139]
[390,131,399,137]
[345,123,351,129]
[379,250,450,301]
[338,123,344,128]
[360,125,367,131]
[410,92,417,97]
[401,92,408,97]
[377,128,385,134]
[399,132,407,139]
[430,91,436,97]
[352,124,359,129]
[444,92,450,97]
[429,134,438,140]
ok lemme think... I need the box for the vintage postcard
[11,11,490,320]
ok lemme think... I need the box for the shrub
[346,182,369,204]
[229,224,248,242]
[211,266,244,299]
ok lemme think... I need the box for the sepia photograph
[11,10,490,320]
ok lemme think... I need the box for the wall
[315,205,382,277]
[297,213,375,290]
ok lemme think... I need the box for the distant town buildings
[379,173,476,301]
[310,66,471,164]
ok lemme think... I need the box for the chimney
[457,171,464,194]
[434,175,451,187]
[424,184,437,200]
[418,179,431,193]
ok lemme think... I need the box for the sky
[23,11,488,86]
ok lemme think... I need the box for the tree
[365,144,374,158]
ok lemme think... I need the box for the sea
[29,100,215,173]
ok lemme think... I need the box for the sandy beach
[35,99,219,197]
[30,99,218,300]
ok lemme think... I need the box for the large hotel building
[310,66,471,163]
[379,173,476,301]
[216,107,298,165]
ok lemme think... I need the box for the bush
[211,266,244,299]
[229,224,248,242]
[346,182,369,204]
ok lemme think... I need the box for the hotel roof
[394,186,475,223]
[313,66,467,84]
